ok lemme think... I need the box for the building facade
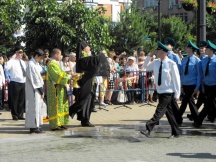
[136,0,195,22]
[83,0,132,22]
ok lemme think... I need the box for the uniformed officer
[187,41,208,121]
[164,37,182,124]
[193,40,216,127]
[141,41,181,138]
[179,41,201,124]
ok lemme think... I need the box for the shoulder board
[194,55,200,60]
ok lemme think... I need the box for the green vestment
[46,60,70,129]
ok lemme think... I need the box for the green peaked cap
[206,40,216,50]
[164,37,176,47]
[199,40,207,47]
[156,41,170,52]
[187,40,199,50]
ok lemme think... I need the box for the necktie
[19,60,26,77]
[158,61,162,86]
[184,57,190,75]
[205,57,211,76]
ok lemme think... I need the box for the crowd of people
[0,37,215,138]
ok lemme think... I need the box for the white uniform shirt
[143,56,180,99]
[4,58,26,83]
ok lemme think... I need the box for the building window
[171,13,188,22]
[169,0,178,6]
[144,0,158,7]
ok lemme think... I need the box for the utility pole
[199,0,206,42]
[158,0,161,41]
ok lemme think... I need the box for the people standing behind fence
[25,49,46,133]
[22,52,29,64]
[104,51,117,105]
[69,52,76,73]
[46,48,72,130]
[137,56,145,70]
[5,46,26,121]
[138,50,146,60]
[2,55,9,105]
[95,76,107,107]
[176,49,184,61]
[119,55,127,71]
[60,54,71,72]
[97,50,109,107]
[145,56,156,103]
[113,55,121,72]
[43,49,50,66]
[193,40,216,128]
[124,56,139,104]
[178,41,201,125]
[0,53,5,111]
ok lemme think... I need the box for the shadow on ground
[166,153,216,160]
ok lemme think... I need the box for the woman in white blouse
[124,56,139,104]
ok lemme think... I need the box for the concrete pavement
[1,102,216,162]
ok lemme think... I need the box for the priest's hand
[0,86,2,90]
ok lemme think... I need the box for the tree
[108,6,151,54]
[161,16,195,50]
[23,0,113,54]
[0,0,24,53]
[206,14,216,43]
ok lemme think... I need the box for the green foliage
[182,0,198,7]
[0,0,24,53]
[23,0,113,54]
[108,6,151,54]
[206,14,216,42]
[161,16,195,50]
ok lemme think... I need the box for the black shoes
[91,108,98,112]
[18,117,25,120]
[81,122,95,127]
[206,116,215,123]
[140,130,151,137]
[193,122,202,128]
[187,114,194,121]
[60,125,68,129]
[168,134,180,139]
[12,116,25,121]
[12,116,19,121]
[51,126,64,131]
[30,128,45,134]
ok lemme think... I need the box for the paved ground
[1,102,216,162]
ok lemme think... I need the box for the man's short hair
[34,49,45,57]
[44,49,49,53]
[51,48,61,57]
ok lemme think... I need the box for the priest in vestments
[69,41,109,127]
[46,48,72,130]
[25,49,46,133]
